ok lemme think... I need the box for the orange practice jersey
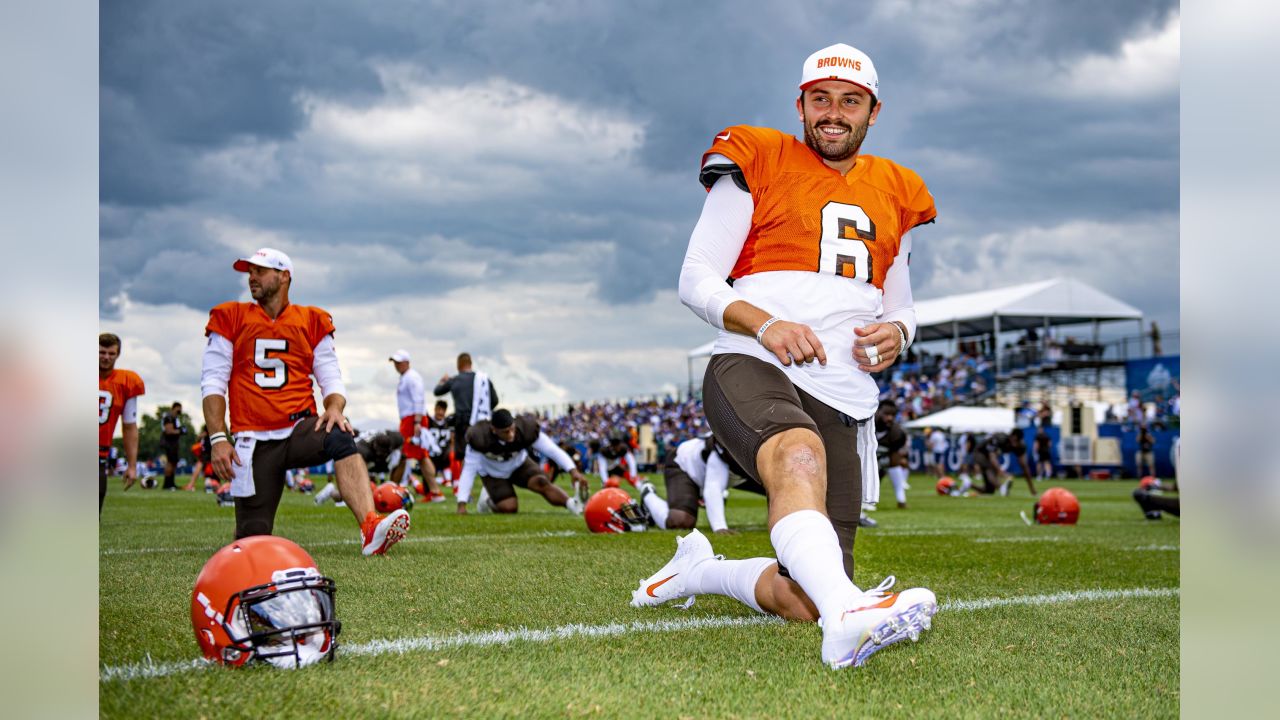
[205,302,335,433]
[702,125,936,289]
[98,369,145,456]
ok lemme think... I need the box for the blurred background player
[98,332,145,511]
[1000,429,1037,496]
[388,349,443,500]
[1034,427,1054,480]
[202,247,409,555]
[455,408,586,515]
[317,428,400,505]
[637,434,762,534]
[1136,424,1156,478]
[927,426,948,480]
[160,401,187,490]
[434,352,498,454]
[424,400,455,491]
[875,400,910,510]
[543,438,586,501]
[597,431,639,487]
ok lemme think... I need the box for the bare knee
[756,566,819,622]
[759,428,825,483]
[494,498,518,513]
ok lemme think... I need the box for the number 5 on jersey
[819,202,876,282]
[254,338,289,389]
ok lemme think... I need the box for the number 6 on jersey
[819,201,876,282]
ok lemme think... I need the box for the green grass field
[99,475,1179,718]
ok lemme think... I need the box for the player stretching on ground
[636,44,937,670]
[637,434,763,534]
[98,333,145,511]
[455,409,586,516]
[201,247,409,555]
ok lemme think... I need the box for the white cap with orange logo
[233,247,294,275]
[799,43,879,99]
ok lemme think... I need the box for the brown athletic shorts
[236,421,331,539]
[481,458,546,504]
[702,353,865,578]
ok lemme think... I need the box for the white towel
[857,420,879,507]
[230,435,258,498]
[470,372,492,425]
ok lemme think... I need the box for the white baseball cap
[799,43,879,99]
[389,349,411,363]
[233,247,294,275]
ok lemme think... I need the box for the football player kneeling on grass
[455,409,587,515]
[192,536,339,668]
[648,42,936,670]
[636,435,762,534]
[201,247,408,556]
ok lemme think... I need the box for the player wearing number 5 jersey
[638,44,937,670]
[201,247,409,555]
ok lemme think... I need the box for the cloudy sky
[99,0,1179,427]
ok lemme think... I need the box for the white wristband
[756,316,781,344]
[210,433,229,446]
[892,322,908,357]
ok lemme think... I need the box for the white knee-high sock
[958,474,973,493]
[686,557,774,614]
[641,492,670,529]
[770,510,862,621]
[889,467,909,504]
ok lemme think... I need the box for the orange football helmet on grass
[1034,487,1080,525]
[584,488,650,533]
[191,536,339,668]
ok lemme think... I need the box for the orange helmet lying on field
[191,536,339,669]
[373,482,412,513]
[936,476,955,495]
[1034,487,1080,525]
[584,488,650,533]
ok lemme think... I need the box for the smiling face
[797,80,881,172]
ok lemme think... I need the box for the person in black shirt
[1000,430,1037,496]
[434,353,499,455]
[1136,425,1156,478]
[160,401,186,490]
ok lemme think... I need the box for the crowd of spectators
[537,396,708,469]
[879,347,996,421]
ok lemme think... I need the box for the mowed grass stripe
[100,585,1177,683]
[99,530,582,555]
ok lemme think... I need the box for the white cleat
[820,576,938,670]
[566,496,584,515]
[477,487,493,514]
[630,529,717,609]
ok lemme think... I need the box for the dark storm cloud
[100,0,1179,318]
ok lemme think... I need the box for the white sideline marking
[99,585,1178,683]
[940,586,1177,612]
[1129,544,1180,551]
[100,530,582,556]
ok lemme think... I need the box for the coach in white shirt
[389,349,441,497]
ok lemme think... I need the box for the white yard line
[100,585,1178,683]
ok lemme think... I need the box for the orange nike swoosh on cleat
[646,574,678,597]
[845,594,899,618]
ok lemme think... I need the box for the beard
[803,116,869,164]
[250,277,281,302]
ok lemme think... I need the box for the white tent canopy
[903,407,1016,433]
[913,278,1143,342]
